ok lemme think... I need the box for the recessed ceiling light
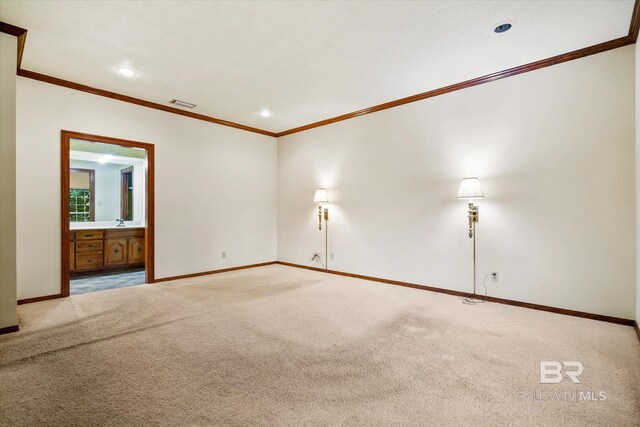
[117,67,137,77]
[260,109,272,118]
[494,23,512,33]
[98,154,113,164]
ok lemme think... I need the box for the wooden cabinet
[76,230,104,241]
[76,240,103,252]
[70,241,75,271]
[105,239,127,267]
[70,228,144,275]
[73,233,102,272]
[128,238,145,265]
[76,251,103,271]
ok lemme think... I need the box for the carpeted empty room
[2,1,640,426]
[1,265,639,425]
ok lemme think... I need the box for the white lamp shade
[313,188,329,204]
[457,177,485,200]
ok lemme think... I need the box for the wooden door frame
[61,130,155,297]
[120,166,134,220]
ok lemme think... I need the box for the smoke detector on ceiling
[169,99,197,109]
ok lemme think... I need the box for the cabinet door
[105,239,127,267]
[127,238,145,265]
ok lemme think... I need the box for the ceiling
[0,1,635,133]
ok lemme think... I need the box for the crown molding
[2,0,639,138]
[1,20,277,138]
[15,69,278,137]
[630,0,640,42]
[277,0,640,136]
[0,21,27,70]
[0,21,26,37]
[276,37,636,137]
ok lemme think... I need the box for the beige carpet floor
[1,264,639,426]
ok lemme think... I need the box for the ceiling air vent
[169,99,197,109]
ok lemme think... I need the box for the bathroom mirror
[69,139,146,228]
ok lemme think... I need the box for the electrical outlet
[330,252,335,260]
[312,251,321,261]
[491,272,498,281]
[221,251,226,259]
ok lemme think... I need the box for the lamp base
[459,295,485,305]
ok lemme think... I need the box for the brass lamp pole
[457,177,484,302]
[313,188,329,270]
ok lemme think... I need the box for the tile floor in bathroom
[70,269,146,295]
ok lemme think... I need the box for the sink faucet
[116,218,125,227]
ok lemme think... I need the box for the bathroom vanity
[70,227,145,274]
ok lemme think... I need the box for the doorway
[61,130,155,296]
[120,166,134,221]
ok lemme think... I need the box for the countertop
[70,225,145,230]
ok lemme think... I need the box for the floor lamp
[313,188,329,270]
[457,177,484,304]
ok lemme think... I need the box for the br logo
[540,361,584,384]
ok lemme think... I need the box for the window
[69,189,92,222]
[69,168,95,222]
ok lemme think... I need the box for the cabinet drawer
[75,252,104,271]
[76,230,104,240]
[105,228,144,239]
[76,240,103,253]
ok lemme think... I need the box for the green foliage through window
[70,189,91,222]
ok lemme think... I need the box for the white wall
[278,46,636,320]
[12,43,637,320]
[636,40,639,323]
[0,33,17,328]
[16,78,277,300]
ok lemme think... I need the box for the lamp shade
[457,177,484,200]
[313,188,329,204]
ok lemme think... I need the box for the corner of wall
[0,33,18,329]
[636,40,640,323]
